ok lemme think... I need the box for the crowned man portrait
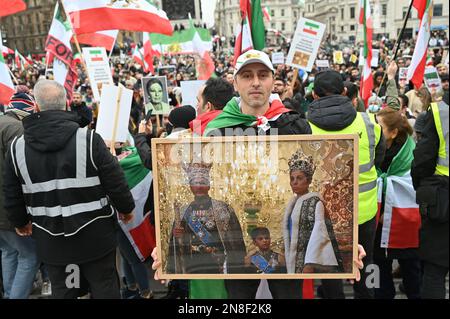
[167,162,247,274]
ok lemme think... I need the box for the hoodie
[3,110,135,264]
[23,110,80,152]
[307,95,386,171]
[307,95,357,130]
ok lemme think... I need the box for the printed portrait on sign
[142,76,171,115]
[152,135,359,280]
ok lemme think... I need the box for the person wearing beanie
[0,90,39,299]
[166,105,197,138]
[4,92,36,120]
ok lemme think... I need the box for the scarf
[204,95,291,135]
[189,110,222,136]
[377,136,416,195]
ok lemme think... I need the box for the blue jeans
[0,230,40,299]
[116,229,150,293]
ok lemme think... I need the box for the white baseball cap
[234,50,275,78]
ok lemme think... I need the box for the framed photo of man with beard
[152,135,359,279]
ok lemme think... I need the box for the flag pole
[376,0,414,96]
[8,68,19,85]
[110,85,123,156]
[290,68,299,91]
[58,0,97,102]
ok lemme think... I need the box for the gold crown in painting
[288,149,316,177]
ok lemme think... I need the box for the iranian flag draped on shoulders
[234,0,266,64]
[359,0,373,108]
[376,136,421,249]
[61,0,172,35]
[117,147,155,261]
[407,0,434,89]
[45,3,78,102]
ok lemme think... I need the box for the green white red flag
[359,0,373,108]
[0,0,26,17]
[2,45,14,57]
[61,0,173,36]
[234,0,266,65]
[45,3,78,102]
[75,30,118,52]
[132,46,150,74]
[0,33,15,105]
[407,0,434,89]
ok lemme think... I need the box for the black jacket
[0,112,24,231]
[70,101,92,128]
[307,95,386,169]
[3,111,135,265]
[411,109,449,267]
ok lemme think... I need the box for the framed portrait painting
[152,135,359,279]
[142,75,171,115]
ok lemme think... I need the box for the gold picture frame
[152,134,359,280]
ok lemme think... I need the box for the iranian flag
[0,34,15,105]
[359,0,373,108]
[303,21,320,36]
[46,3,78,102]
[189,16,215,80]
[0,0,26,17]
[262,6,271,21]
[379,174,421,249]
[142,32,159,75]
[150,27,212,55]
[407,0,433,89]
[234,0,266,64]
[118,147,155,262]
[14,49,30,69]
[61,0,173,36]
[75,30,118,52]
[2,46,14,57]
[132,46,150,73]
[14,49,21,70]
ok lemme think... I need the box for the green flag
[251,0,266,51]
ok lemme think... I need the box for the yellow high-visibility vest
[431,102,449,177]
[309,112,382,225]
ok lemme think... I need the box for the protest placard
[333,51,344,65]
[96,84,133,144]
[316,60,330,69]
[399,67,409,80]
[286,18,326,72]
[83,47,114,101]
[359,48,380,67]
[271,52,285,65]
[180,80,206,109]
[424,66,442,91]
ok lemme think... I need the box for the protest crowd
[0,0,448,300]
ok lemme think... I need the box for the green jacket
[385,79,400,111]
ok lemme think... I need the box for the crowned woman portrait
[167,162,247,274]
[282,149,344,274]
